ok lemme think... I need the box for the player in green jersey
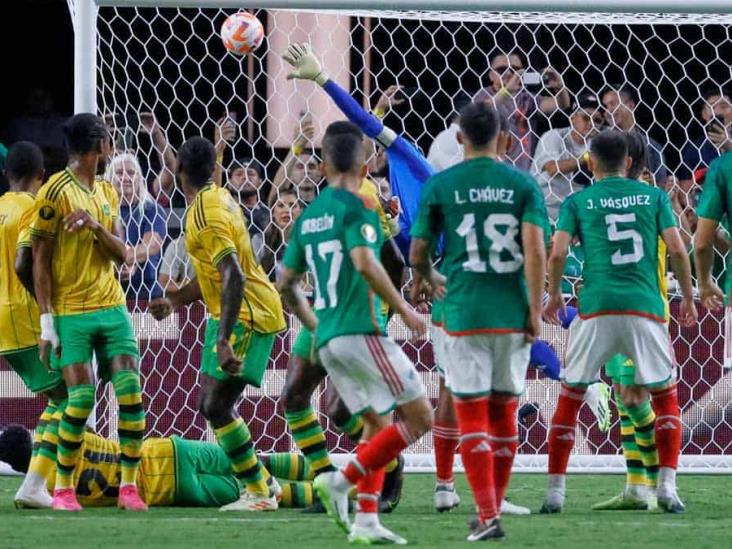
[695,151,732,353]
[410,101,547,541]
[542,130,697,515]
[278,121,433,545]
[593,131,663,512]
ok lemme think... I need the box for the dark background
[1,1,731,188]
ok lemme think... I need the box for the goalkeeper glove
[40,313,60,350]
[283,43,330,86]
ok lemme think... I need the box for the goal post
[52,0,732,472]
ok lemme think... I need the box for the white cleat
[434,483,461,513]
[14,474,52,509]
[657,489,685,514]
[314,472,352,533]
[348,523,408,545]
[501,498,531,515]
[219,491,278,512]
[585,382,612,432]
[268,476,283,501]
[540,488,565,514]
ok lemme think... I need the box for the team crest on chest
[361,223,377,243]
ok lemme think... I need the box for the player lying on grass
[542,130,697,515]
[0,142,68,510]
[0,424,319,509]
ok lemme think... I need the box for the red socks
[343,422,413,484]
[433,422,460,483]
[354,442,386,514]
[488,396,519,505]
[548,385,586,475]
[651,385,681,470]
[455,397,497,523]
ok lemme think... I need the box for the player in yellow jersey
[0,142,67,509]
[30,114,147,512]
[149,137,286,512]
[0,425,320,510]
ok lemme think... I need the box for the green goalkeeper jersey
[411,156,547,334]
[696,151,732,303]
[556,176,677,322]
[283,186,386,349]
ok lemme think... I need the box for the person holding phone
[678,87,732,192]
[472,50,570,171]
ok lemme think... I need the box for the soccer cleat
[434,482,460,512]
[348,523,408,545]
[501,498,531,515]
[52,488,82,512]
[379,455,404,513]
[118,485,149,511]
[467,518,505,542]
[268,476,283,501]
[314,472,352,533]
[585,382,612,432]
[219,491,278,512]
[658,490,685,514]
[14,479,52,509]
[592,493,649,511]
[540,488,565,514]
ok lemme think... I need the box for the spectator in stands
[270,113,320,204]
[427,92,472,171]
[531,93,603,222]
[678,88,732,191]
[256,188,302,282]
[473,50,571,171]
[0,142,8,195]
[108,152,168,300]
[158,233,194,295]
[601,85,667,186]
[226,157,270,233]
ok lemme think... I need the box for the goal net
[4,0,732,472]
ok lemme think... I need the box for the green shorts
[291,327,319,364]
[52,305,139,381]
[605,353,636,386]
[2,346,64,394]
[201,318,275,386]
[171,436,240,507]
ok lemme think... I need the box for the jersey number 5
[456,213,523,274]
[606,213,643,265]
[305,240,343,310]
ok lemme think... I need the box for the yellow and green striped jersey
[0,192,40,353]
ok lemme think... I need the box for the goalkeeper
[0,424,319,510]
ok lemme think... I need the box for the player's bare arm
[63,210,127,264]
[148,278,203,320]
[351,245,427,338]
[522,222,547,342]
[408,237,447,299]
[14,247,34,297]
[31,235,60,366]
[216,254,245,375]
[694,217,725,311]
[663,225,698,326]
[277,267,318,332]
[544,229,571,325]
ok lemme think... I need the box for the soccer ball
[221,12,264,56]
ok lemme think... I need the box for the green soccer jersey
[696,151,732,302]
[411,156,547,334]
[556,176,677,321]
[282,186,386,349]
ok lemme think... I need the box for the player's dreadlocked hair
[0,425,33,473]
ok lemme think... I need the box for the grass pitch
[1,473,729,548]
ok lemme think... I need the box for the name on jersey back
[587,195,651,209]
[302,214,335,234]
[454,188,514,205]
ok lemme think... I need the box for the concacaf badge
[361,223,377,243]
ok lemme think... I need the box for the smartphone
[522,71,542,87]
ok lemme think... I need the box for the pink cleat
[52,488,82,512]
[118,485,148,511]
